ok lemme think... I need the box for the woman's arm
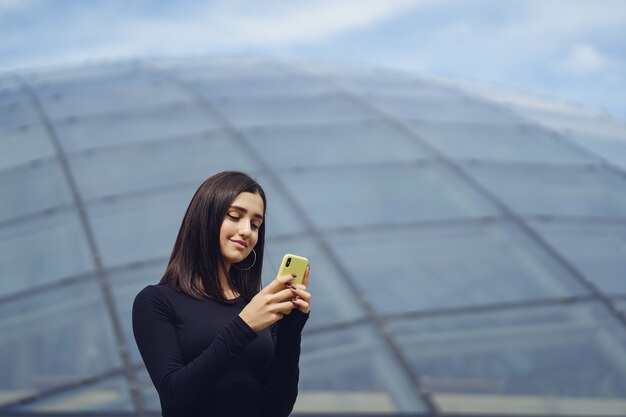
[132,286,257,416]
[260,309,309,417]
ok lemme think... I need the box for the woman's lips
[230,239,247,249]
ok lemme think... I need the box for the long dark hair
[160,171,266,302]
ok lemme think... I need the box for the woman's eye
[227,213,240,221]
[251,223,260,231]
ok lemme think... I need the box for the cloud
[559,44,608,74]
[1,0,429,70]
[0,0,30,12]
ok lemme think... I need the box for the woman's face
[219,191,264,268]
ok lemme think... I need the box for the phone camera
[286,257,291,267]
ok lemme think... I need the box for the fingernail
[291,274,297,278]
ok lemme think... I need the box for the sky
[1,0,625,118]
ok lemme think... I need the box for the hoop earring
[232,249,256,271]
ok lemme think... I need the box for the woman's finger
[292,298,310,313]
[290,283,307,291]
[270,287,295,303]
[276,300,296,313]
[262,274,296,294]
[288,286,311,302]
[303,265,310,287]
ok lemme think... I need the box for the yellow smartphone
[276,253,308,315]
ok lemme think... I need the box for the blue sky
[2,0,625,118]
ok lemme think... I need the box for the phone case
[276,253,308,315]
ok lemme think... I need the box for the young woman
[132,171,311,417]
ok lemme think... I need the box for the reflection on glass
[55,101,223,153]
[466,163,626,219]
[388,302,626,415]
[530,220,626,295]
[88,186,194,267]
[210,93,374,127]
[0,209,93,296]
[191,73,332,98]
[328,220,587,314]
[0,277,121,407]
[158,58,289,81]
[0,158,73,222]
[244,121,432,169]
[278,162,498,230]
[40,79,191,119]
[0,124,56,170]
[252,172,306,239]
[410,121,597,165]
[327,71,459,96]
[69,131,259,200]
[297,324,427,413]
[13,374,134,413]
[39,78,190,119]
[569,133,626,171]
[0,98,40,132]
[367,93,521,123]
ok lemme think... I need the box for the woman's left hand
[286,265,311,314]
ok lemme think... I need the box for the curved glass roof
[2,58,626,416]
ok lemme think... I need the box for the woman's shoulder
[133,284,180,311]
[136,283,174,299]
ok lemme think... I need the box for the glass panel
[0,209,94,296]
[409,121,598,165]
[0,97,40,132]
[110,262,168,362]
[0,124,56,170]
[263,236,366,328]
[569,133,626,171]
[465,163,626,219]
[69,130,260,200]
[368,93,522,123]
[26,62,146,95]
[328,220,587,314]
[297,324,427,413]
[88,185,195,267]
[518,104,626,141]
[387,302,626,415]
[158,58,290,80]
[278,163,498,230]
[13,374,134,412]
[0,79,24,107]
[55,101,223,153]
[0,277,121,406]
[210,94,376,127]
[321,69,460,96]
[0,158,73,223]
[530,220,626,295]
[191,74,333,98]
[39,78,191,119]
[254,172,307,239]
[244,121,432,169]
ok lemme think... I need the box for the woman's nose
[238,221,251,236]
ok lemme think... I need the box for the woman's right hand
[238,274,297,332]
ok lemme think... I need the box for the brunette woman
[132,171,311,417]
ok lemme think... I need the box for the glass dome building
[2,57,626,416]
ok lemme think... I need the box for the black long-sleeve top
[132,284,309,417]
